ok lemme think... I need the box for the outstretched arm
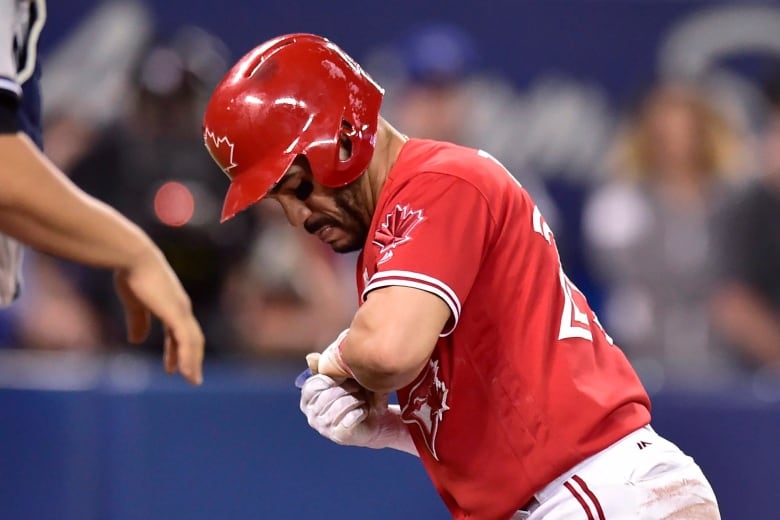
[0,132,204,385]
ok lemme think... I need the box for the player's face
[268,160,370,253]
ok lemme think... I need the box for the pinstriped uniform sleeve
[0,0,22,99]
[0,0,46,134]
[362,172,494,336]
[0,0,22,132]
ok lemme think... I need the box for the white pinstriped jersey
[0,0,46,306]
[0,0,45,100]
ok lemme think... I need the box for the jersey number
[478,149,612,344]
[532,205,613,344]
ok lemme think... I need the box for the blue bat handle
[295,368,313,389]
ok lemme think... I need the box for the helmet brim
[220,154,296,222]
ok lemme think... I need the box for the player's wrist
[318,329,354,380]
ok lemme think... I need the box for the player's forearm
[334,287,447,392]
[340,325,429,393]
[340,310,433,393]
[0,132,157,269]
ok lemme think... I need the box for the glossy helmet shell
[202,33,384,221]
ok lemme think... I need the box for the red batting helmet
[202,33,384,222]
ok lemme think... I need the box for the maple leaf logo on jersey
[204,128,238,177]
[372,204,424,264]
[401,359,450,460]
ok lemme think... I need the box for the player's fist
[300,374,369,443]
[299,374,418,456]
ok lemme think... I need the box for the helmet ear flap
[338,120,355,161]
[327,117,375,186]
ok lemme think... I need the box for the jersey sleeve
[363,172,495,335]
[0,0,22,133]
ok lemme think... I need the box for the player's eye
[294,180,313,201]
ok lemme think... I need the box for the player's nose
[278,197,312,228]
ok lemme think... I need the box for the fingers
[300,375,364,415]
[115,273,151,344]
[300,374,342,409]
[328,392,367,426]
[114,249,204,386]
[300,375,369,437]
[167,318,205,386]
[338,405,369,430]
[127,308,151,344]
[163,328,178,375]
[305,353,320,374]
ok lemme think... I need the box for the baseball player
[0,0,204,385]
[203,34,720,518]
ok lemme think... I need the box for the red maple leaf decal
[204,128,238,178]
[372,204,424,264]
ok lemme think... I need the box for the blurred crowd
[1,2,779,393]
[0,2,355,364]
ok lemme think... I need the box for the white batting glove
[300,374,418,456]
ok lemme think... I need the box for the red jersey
[356,139,651,519]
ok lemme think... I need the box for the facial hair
[303,183,370,254]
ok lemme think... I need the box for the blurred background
[1,0,780,518]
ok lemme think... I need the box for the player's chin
[329,232,363,254]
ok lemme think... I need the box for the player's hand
[305,329,352,382]
[113,247,204,385]
[299,374,417,455]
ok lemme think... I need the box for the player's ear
[339,121,354,161]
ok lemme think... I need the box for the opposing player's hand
[299,374,417,455]
[114,247,204,385]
